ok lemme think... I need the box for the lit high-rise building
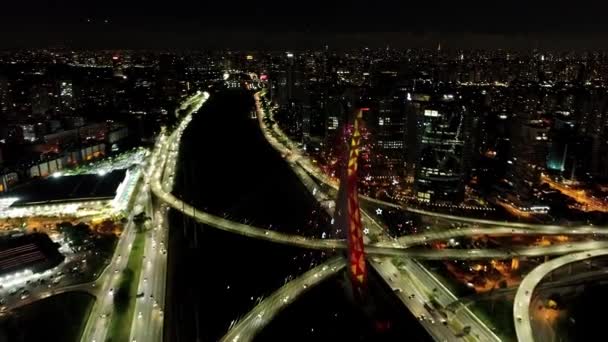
[59,80,74,113]
[369,94,406,173]
[0,76,9,114]
[414,95,469,203]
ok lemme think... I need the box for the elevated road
[1,281,97,314]
[148,90,607,342]
[151,92,608,261]
[220,257,346,342]
[393,226,608,248]
[151,150,608,259]
[513,248,608,342]
[255,93,500,341]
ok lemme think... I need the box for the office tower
[59,80,74,113]
[0,76,9,115]
[372,94,406,172]
[414,95,469,203]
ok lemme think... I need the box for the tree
[133,212,150,232]
[114,268,134,313]
[58,222,91,251]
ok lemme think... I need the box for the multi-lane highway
[149,126,608,260]
[79,92,208,342]
[146,89,607,342]
[128,202,169,342]
[254,90,608,340]
[129,92,208,342]
[151,148,608,260]
[255,92,501,341]
[80,179,150,342]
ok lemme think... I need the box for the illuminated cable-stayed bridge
[145,90,607,342]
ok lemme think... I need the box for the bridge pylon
[335,107,369,298]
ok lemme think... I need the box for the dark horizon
[3,1,608,50]
[4,30,608,51]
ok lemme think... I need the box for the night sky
[1,1,607,49]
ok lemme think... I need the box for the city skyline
[1,6,608,341]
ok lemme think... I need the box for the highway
[80,92,207,342]
[129,92,208,342]
[152,152,608,260]
[392,226,608,247]
[149,126,608,260]
[147,90,608,341]
[254,93,500,341]
[255,91,608,340]
[220,257,346,342]
[513,248,608,342]
[128,203,169,342]
[80,179,150,342]
[362,209,501,341]
[0,280,97,315]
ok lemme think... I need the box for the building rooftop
[0,233,64,278]
[3,169,127,207]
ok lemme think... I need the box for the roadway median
[106,229,145,342]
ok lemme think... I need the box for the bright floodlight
[52,172,63,178]
[223,72,230,80]
[98,169,107,176]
